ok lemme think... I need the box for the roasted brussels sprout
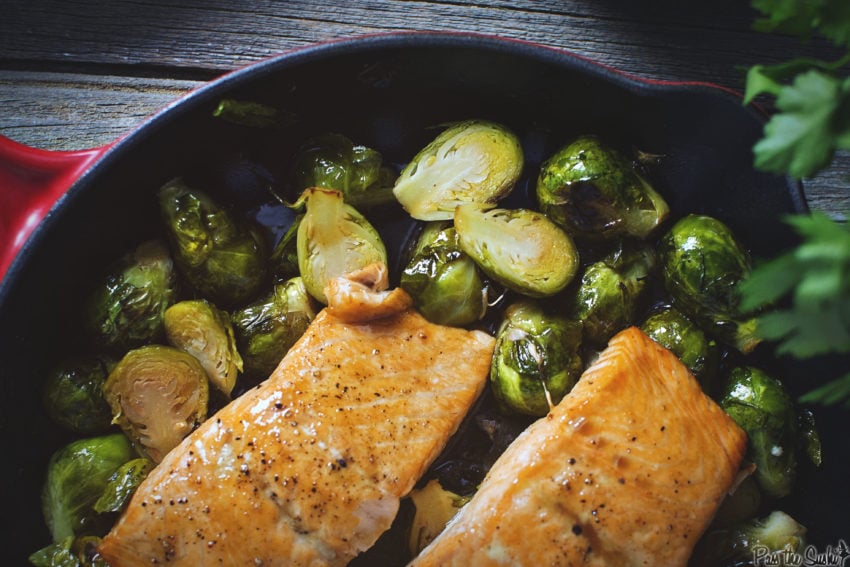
[454,204,579,298]
[720,366,798,498]
[570,242,655,346]
[536,135,669,241]
[690,510,806,567]
[640,305,720,389]
[40,433,135,542]
[84,239,178,353]
[158,178,267,307]
[269,213,302,283]
[393,120,524,221]
[29,535,107,567]
[295,188,387,304]
[291,133,397,208]
[490,300,584,416]
[408,479,471,557]
[103,345,209,462]
[659,214,760,353]
[400,222,488,326]
[712,475,762,528]
[164,299,243,397]
[42,354,115,435]
[232,276,318,380]
[93,458,154,514]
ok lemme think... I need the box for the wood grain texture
[0,0,847,215]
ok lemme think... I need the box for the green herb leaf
[752,71,850,178]
[799,372,850,408]
[752,0,850,47]
[744,54,850,104]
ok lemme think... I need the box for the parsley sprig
[740,0,850,407]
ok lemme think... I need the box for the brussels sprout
[291,133,397,208]
[690,510,806,567]
[393,120,524,221]
[536,135,669,241]
[570,241,656,346]
[42,354,115,435]
[797,408,822,467]
[295,188,387,304]
[93,458,154,514]
[29,535,108,567]
[164,299,243,397]
[712,475,762,528]
[40,433,134,542]
[720,366,798,498]
[454,204,579,298]
[490,300,584,416]
[103,345,209,463]
[84,239,178,352]
[158,178,267,307]
[408,479,471,557]
[269,213,303,283]
[232,276,318,380]
[658,214,760,353]
[640,305,720,388]
[400,222,488,326]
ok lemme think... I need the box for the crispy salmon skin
[98,265,495,566]
[409,326,747,567]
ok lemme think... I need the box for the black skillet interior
[1,34,845,563]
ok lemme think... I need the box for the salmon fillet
[98,264,495,566]
[409,326,747,567]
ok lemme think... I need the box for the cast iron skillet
[0,33,846,564]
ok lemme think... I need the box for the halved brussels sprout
[408,479,471,557]
[490,300,584,416]
[231,276,318,381]
[570,241,656,346]
[393,120,524,220]
[164,299,243,397]
[40,433,135,542]
[42,354,115,435]
[400,222,488,326]
[84,239,178,353]
[454,204,579,298]
[659,214,760,353]
[291,133,397,208]
[104,345,209,463]
[93,458,154,514]
[536,135,669,241]
[640,305,720,389]
[158,178,267,307]
[720,366,798,498]
[295,188,387,304]
[690,510,806,567]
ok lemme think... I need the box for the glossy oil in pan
[0,33,844,564]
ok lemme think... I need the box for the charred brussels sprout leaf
[490,300,583,416]
[42,354,115,435]
[292,133,397,208]
[570,242,656,346]
[393,120,524,221]
[104,345,209,463]
[212,98,288,128]
[93,458,154,514]
[659,214,760,353]
[158,178,267,307]
[231,276,318,380]
[84,239,178,353]
[720,366,798,498]
[400,222,488,326]
[690,510,806,567]
[454,204,579,298]
[41,433,135,542]
[640,305,720,389]
[164,299,243,397]
[536,135,669,241]
[295,188,387,304]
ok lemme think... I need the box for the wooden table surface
[1,0,848,217]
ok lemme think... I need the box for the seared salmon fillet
[98,264,495,566]
[409,326,747,567]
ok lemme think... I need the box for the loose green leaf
[744,54,850,103]
[753,70,850,178]
[799,372,850,408]
[752,0,850,47]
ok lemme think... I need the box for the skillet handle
[0,135,108,282]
